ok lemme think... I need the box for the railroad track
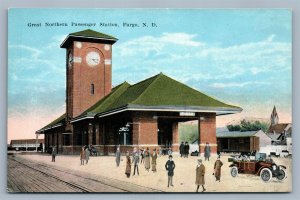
[7,155,162,193]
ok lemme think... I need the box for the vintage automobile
[228,153,287,182]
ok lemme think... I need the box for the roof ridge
[164,74,239,108]
[82,82,130,115]
[130,73,163,104]
[69,29,117,40]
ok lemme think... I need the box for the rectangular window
[91,83,94,95]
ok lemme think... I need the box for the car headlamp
[272,165,277,171]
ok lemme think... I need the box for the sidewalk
[17,153,292,192]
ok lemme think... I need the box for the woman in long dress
[151,149,157,172]
[214,157,223,182]
[116,146,121,167]
[125,151,131,178]
[80,146,86,166]
[144,148,151,171]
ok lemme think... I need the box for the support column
[132,112,158,151]
[95,123,100,145]
[172,122,179,152]
[198,113,217,154]
[88,125,93,145]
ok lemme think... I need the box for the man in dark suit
[179,142,184,157]
[165,155,175,187]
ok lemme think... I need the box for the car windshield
[255,153,266,161]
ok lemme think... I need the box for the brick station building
[36,29,242,155]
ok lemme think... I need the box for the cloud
[210,81,269,88]
[46,34,68,49]
[160,32,203,47]
[9,44,42,59]
[116,32,203,57]
[266,34,275,42]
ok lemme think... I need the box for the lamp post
[119,127,129,145]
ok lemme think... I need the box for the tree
[227,119,269,132]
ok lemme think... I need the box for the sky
[7,9,292,143]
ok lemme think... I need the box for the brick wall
[172,122,179,152]
[132,112,158,146]
[67,41,113,118]
[198,113,217,153]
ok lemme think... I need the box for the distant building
[267,106,292,145]
[10,139,44,151]
[216,130,271,153]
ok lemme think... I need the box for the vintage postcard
[7,8,292,193]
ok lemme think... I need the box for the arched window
[91,83,94,95]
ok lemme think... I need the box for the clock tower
[61,29,118,119]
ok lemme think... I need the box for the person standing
[179,142,184,157]
[51,146,56,162]
[80,146,86,166]
[140,148,145,164]
[165,155,175,187]
[184,142,190,158]
[132,150,140,176]
[195,159,206,192]
[116,146,121,167]
[204,142,211,161]
[151,149,157,173]
[85,146,90,164]
[214,157,223,182]
[125,151,131,178]
[144,147,151,172]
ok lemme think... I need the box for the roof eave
[38,123,63,133]
[126,104,242,115]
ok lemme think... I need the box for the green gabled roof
[70,29,117,40]
[82,81,131,115]
[39,113,65,131]
[130,73,239,108]
[78,73,241,118]
[60,29,117,48]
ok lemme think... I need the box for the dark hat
[169,155,173,158]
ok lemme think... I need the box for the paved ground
[7,154,161,193]
[7,152,292,193]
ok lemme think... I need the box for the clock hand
[92,59,99,63]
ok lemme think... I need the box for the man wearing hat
[195,159,206,192]
[165,155,176,187]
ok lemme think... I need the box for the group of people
[79,145,91,165]
[117,142,222,192]
[179,142,190,158]
[120,147,158,178]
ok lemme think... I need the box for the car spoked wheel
[276,169,287,181]
[260,168,272,182]
[230,166,238,177]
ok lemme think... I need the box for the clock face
[68,52,73,67]
[86,51,100,66]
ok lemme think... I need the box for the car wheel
[260,168,272,182]
[276,169,287,181]
[230,166,238,177]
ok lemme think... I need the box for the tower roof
[60,29,118,48]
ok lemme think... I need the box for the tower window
[91,84,94,95]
